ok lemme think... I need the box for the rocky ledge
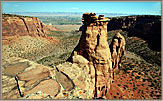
[2,57,94,99]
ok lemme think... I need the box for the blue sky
[2,2,161,15]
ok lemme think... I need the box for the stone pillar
[68,12,125,98]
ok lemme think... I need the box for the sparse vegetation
[107,30,161,99]
[36,30,81,66]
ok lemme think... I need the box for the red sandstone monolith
[68,12,125,98]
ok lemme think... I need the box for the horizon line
[2,11,161,16]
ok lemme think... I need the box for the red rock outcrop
[2,57,94,99]
[68,13,125,98]
[2,16,58,44]
[110,32,125,72]
[2,17,47,37]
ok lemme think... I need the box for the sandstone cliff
[107,15,161,51]
[2,14,57,44]
[2,16,47,37]
[2,13,161,99]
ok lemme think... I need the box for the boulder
[55,68,74,91]
[24,79,60,97]
[56,62,94,99]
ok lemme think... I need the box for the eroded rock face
[3,61,29,77]
[2,75,19,99]
[16,67,50,88]
[56,62,94,98]
[2,16,58,45]
[24,79,60,97]
[68,13,125,98]
[2,17,47,37]
[55,69,74,91]
[110,32,125,72]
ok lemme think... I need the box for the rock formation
[2,15,58,44]
[2,57,57,99]
[2,57,94,99]
[110,32,125,72]
[2,17,47,37]
[67,13,125,98]
[107,15,161,51]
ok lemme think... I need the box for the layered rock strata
[68,13,125,98]
[2,16,57,44]
[2,17,47,37]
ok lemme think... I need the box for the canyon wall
[107,15,161,51]
[2,15,57,44]
[2,17,48,37]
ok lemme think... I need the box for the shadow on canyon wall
[107,15,161,52]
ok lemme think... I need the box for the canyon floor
[2,25,161,99]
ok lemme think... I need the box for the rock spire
[68,12,125,98]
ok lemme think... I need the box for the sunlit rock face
[2,16,58,45]
[2,17,47,37]
[68,12,125,98]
